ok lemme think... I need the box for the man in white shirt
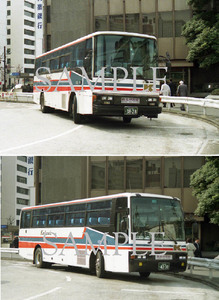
[160,82,171,107]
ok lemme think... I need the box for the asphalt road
[1,259,219,300]
[0,102,218,155]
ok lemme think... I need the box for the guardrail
[0,92,33,103]
[188,257,219,279]
[161,96,219,115]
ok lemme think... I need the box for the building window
[142,14,156,35]
[7,1,11,6]
[95,16,107,31]
[17,165,27,173]
[7,19,11,25]
[7,10,11,16]
[24,68,35,74]
[91,158,105,190]
[126,14,139,33]
[17,198,29,205]
[145,158,161,187]
[17,176,27,184]
[24,39,35,46]
[175,10,191,37]
[24,29,35,36]
[24,58,35,64]
[108,158,124,190]
[18,156,27,162]
[24,10,35,18]
[158,11,173,37]
[17,209,21,216]
[46,35,51,51]
[17,187,29,195]
[24,1,35,9]
[164,157,181,188]
[24,48,35,55]
[7,58,11,64]
[183,157,203,187]
[7,39,11,45]
[47,6,51,23]
[7,29,11,35]
[24,19,35,27]
[126,158,142,189]
[110,15,124,31]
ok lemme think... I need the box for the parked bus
[19,193,187,278]
[34,31,162,124]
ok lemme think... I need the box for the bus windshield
[94,34,157,79]
[131,196,185,241]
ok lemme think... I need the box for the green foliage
[190,158,219,225]
[211,89,219,95]
[182,0,219,68]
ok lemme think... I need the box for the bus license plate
[124,106,138,115]
[158,262,170,271]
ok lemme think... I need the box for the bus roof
[36,31,157,59]
[22,193,179,211]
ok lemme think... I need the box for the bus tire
[123,116,132,123]
[139,272,150,278]
[34,247,46,268]
[40,93,49,113]
[73,96,83,124]
[95,251,105,278]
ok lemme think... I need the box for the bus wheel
[35,247,45,268]
[40,94,49,113]
[73,96,83,124]
[139,272,150,279]
[123,117,132,124]
[95,251,105,278]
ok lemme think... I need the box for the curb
[163,109,219,130]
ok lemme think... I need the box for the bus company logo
[42,231,169,257]
[35,66,168,93]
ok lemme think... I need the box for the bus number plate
[158,262,170,271]
[124,106,138,115]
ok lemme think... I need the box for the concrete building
[34,156,219,252]
[0,0,7,89]
[1,0,43,88]
[42,0,219,94]
[1,156,35,240]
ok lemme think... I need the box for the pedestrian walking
[194,238,202,257]
[177,80,188,111]
[160,81,171,107]
[168,79,176,107]
[186,238,196,270]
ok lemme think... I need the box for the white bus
[19,193,187,278]
[34,31,162,124]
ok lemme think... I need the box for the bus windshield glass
[94,34,157,79]
[131,196,185,241]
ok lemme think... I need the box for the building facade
[1,156,35,241]
[2,0,43,88]
[43,0,219,95]
[34,156,219,251]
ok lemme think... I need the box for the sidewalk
[169,266,219,291]
[163,104,219,130]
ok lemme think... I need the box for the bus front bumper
[129,252,187,273]
[93,104,162,119]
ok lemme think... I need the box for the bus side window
[21,211,31,228]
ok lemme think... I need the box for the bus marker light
[139,262,143,267]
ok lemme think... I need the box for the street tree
[190,157,219,225]
[182,0,219,68]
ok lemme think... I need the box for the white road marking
[0,125,83,153]
[23,287,61,300]
[66,276,71,282]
